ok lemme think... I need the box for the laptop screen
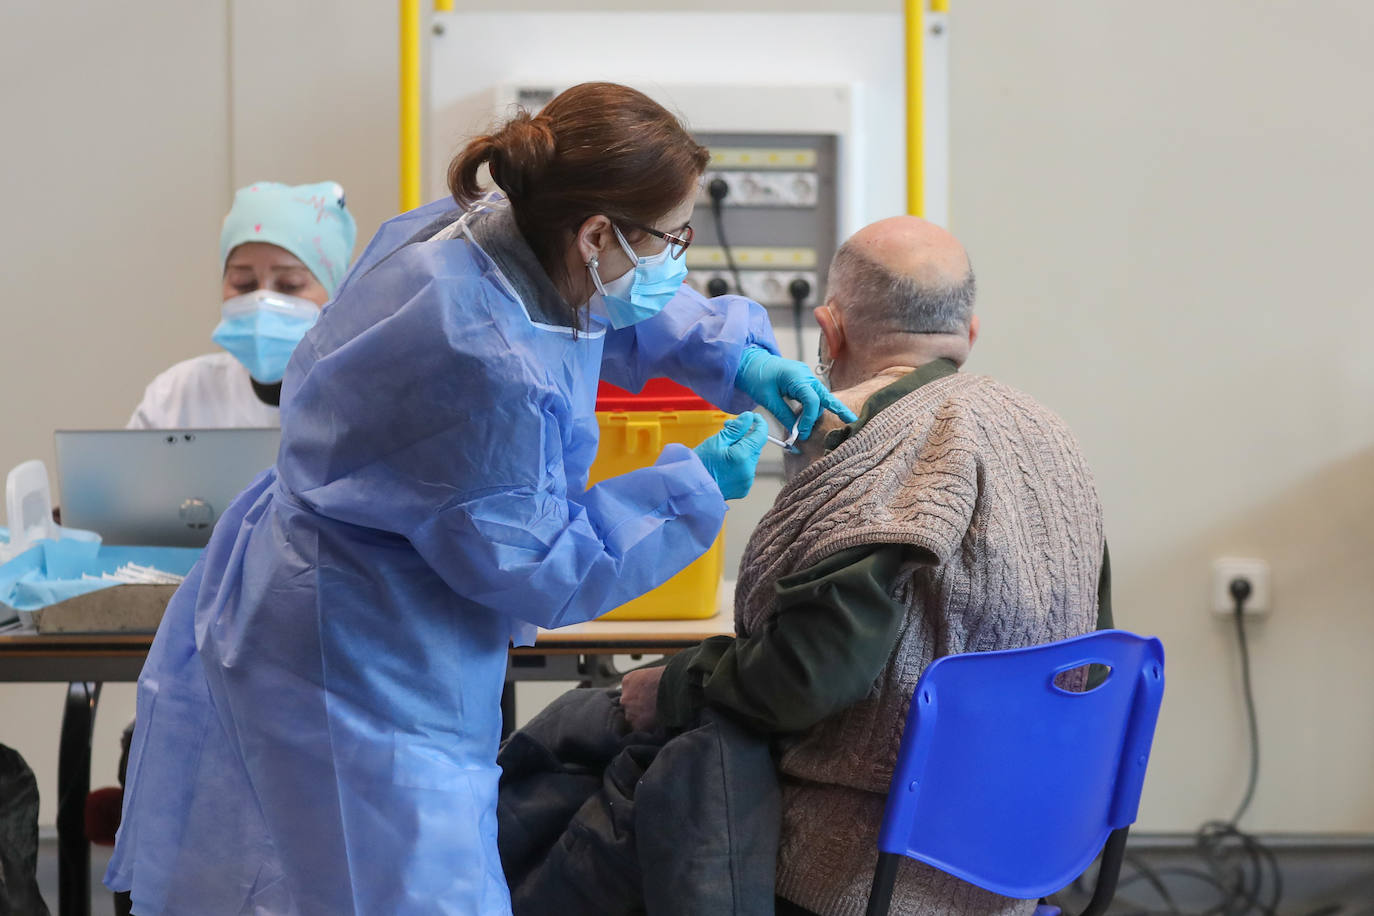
[54,428,281,548]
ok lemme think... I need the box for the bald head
[848,216,970,289]
[827,216,976,339]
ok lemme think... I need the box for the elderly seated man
[621,215,1112,916]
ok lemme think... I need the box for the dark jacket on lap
[498,686,780,916]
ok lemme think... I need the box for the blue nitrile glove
[734,346,857,440]
[693,412,769,501]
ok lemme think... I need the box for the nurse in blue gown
[107,82,853,915]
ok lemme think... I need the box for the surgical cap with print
[220,181,357,296]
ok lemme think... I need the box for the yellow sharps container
[588,379,727,620]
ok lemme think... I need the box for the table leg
[581,654,629,688]
[57,681,100,916]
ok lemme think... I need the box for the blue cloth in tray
[0,540,202,612]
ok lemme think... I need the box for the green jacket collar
[822,358,959,452]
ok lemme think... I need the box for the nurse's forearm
[599,285,780,412]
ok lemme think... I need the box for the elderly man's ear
[814,300,845,363]
[969,314,980,349]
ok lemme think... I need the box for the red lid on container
[596,378,714,412]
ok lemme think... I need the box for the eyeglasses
[629,223,694,259]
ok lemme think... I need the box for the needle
[767,420,802,454]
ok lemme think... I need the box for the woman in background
[127,180,355,429]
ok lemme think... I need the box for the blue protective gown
[106,198,778,915]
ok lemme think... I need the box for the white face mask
[598,254,636,299]
[816,336,834,385]
[586,260,635,327]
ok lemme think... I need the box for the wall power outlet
[1211,557,1271,615]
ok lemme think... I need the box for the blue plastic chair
[865,630,1165,916]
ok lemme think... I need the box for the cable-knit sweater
[736,370,1105,916]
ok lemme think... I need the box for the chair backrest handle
[1109,646,1166,827]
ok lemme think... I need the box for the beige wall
[0,2,232,830]
[0,0,399,828]
[950,2,1374,830]
[227,0,397,241]
[2,0,1371,836]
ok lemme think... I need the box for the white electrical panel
[697,171,820,208]
[685,131,839,322]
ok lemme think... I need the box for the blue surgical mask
[587,225,688,329]
[211,290,321,383]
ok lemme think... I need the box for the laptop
[54,428,282,547]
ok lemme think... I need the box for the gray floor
[1051,838,1374,915]
[36,834,117,916]
[33,832,1374,915]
